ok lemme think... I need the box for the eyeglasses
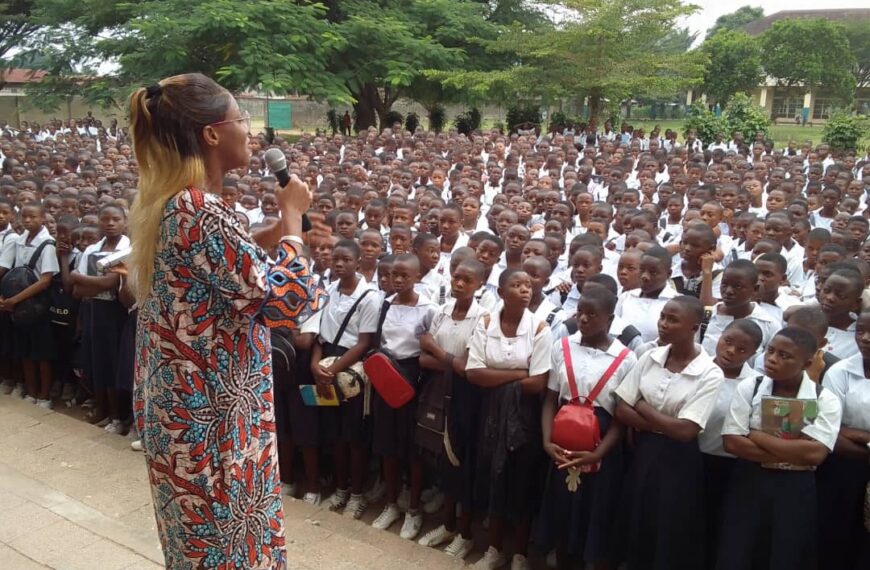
[210,110,250,132]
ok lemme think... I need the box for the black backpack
[0,239,55,325]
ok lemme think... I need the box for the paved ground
[0,396,470,570]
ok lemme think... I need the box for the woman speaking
[127,73,325,569]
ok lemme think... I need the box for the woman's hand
[558,449,601,470]
[276,173,312,215]
[544,441,569,466]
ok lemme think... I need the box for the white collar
[648,344,715,377]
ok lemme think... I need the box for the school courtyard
[0,397,465,570]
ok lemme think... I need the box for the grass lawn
[629,119,827,147]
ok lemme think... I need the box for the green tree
[658,27,698,53]
[706,6,764,37]
[0,1,40,76]
[822,111,868,152]
[723,92,771,143]
[700,30,763,106]
[842,20,870,89]
[430,0,707,120]
[760,19,857,101]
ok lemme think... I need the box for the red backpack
[363,301,415,408]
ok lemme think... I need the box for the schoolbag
[563,317,640,348]
[415,364,456,463]
[671,269,722,298]
[0,239,55,325]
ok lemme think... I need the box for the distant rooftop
[743,9,870,35]
[0,69,48,84]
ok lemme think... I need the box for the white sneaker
[130,439,143,452]
[364,476,385,503]
[302,492,321,506]
[36,399,53,410]
[417,524,454,547]
[423,489,446,514]
[399,510,423,540]
[371,503,401,530]
[11,383,24,398]
[325,488,349,512]
[420,486,439,503]
[474,546,507,569]
[396,486,411,511]
[510,554,531,570]
[445,535,474,560]
[282,482,297,497]
[104,420,123,434]
[343,493,367,519]
[23,395,37,404]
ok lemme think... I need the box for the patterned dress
[133,188,326,569]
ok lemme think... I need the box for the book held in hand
[760,395,819,471]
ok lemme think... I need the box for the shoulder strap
[546,307,559,326]
[331,289,373,347]
[585,347,631,407]
[617,325,641,347]
[564,316,578,335]
[26,239,55,271]
[698,307,714,342]
[752,376,763,399]
[439,283,446,305]
[561,337,578,402]
[815,381,823,397]
[373,300,391,347]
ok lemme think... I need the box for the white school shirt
[809,209,834,231]
[531,296,567,341]
[3,227,59,277]
[722,374,842,452]
[416,268,447,305]
[824,322,859,360]
[822,353,870,432]
[75,235,132,301]
[700,302,781,358]
[483,266,503,298]
[781,242,806,287]
[615,284,679,343]
[0,226,18,268]
[670,263,723,299]
[466,308,552,376]
[318,277,379,349]
[434,233,470,277]
[380,295,438,359]
[699,362,756,457]
[548,335,637,414]
[615,344,725,429]
[429,298,488,357]
[561,283,582,316]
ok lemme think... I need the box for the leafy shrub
[822,111,868,153]
[723,93,771,143]
[404,112,420,133]
[454,107,482,135]
[682,103,727,143]
[326,109,339,135]
[506,104,542,133]
[382,110,403,130]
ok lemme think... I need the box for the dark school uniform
[717,374,843,570]
[467,309,552,522]
[537,335,636,564]
[371,295,437,460]
[818,354,870,570]
[0,226,18,359]
[614,344,725,570]
[76,236,131,390]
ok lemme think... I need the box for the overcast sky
[682,1,869,40]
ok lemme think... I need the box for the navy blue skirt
[86,299,127,390]
[371,356,420,460]
[536,408,625,564]
[716,460,817,570]
[816,453,870,570]
[618,432,705,570]
[703,453,736,568]
[318,343,369,447]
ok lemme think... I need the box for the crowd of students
[1,117,869,570]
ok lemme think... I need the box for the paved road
[0,396,467,569]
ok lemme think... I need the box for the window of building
[812,98,836,120]
[772,95,802,119]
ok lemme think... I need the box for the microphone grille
[264,148,287,172]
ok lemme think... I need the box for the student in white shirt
[412,232,446,304]
[310,239,380,514]
[369,254,438,539]
[615,246,678,343]
[816,312,870,569]
[415,258,488,559]
[0,202,59,406]
[615,296,725,569]
[539,286,636,569]
[435,203,469,277]
[0,197,18,394]
[466,268,552,570]
[718,328,842,570]
[560,245,602,316]
[523,255,566,338]
[700,260,781,360]
[818,267,863,360]
[701,319,763,568]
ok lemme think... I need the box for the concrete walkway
[0,396,467,569]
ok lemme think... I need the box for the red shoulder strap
[585,347,631,408]
[561,337,579,402]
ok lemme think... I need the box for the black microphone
[264,148,311,232]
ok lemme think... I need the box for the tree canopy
[429,0,707,120]
[0,0,39,71]
[699,30,763,106]
[759,18,857,102]
[841,20,870,89]
[706,6,764,38]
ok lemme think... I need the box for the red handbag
[551,337,630,466]
[362,301,416,409]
